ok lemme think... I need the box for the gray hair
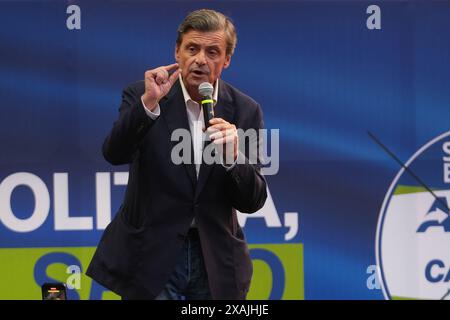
[176,9,237,56]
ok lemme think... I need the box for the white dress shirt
[141,75,236,176]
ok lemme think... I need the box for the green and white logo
[376,132,450,300]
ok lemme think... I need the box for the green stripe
[392,296,423,300]
[0,244,304,300]
[393,185,441,195]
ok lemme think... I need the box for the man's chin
[184,80,201,91]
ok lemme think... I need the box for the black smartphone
[41,283,67,300]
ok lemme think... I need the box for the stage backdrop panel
[1,0,450,300]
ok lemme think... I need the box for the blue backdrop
[1,0,450,300]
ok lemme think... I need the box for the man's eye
[188,47,196,53]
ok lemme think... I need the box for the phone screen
[41,283,67,300]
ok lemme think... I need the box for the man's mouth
[191,69,208,76]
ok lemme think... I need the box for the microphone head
[198,82,214,97]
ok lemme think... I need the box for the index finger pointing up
[163,63,179,71]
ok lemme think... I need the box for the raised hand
[141,63,181,111]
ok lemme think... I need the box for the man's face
[175,29,231,95]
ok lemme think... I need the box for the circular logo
[376,131,450,300]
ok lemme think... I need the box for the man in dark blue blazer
[86,9,267,300]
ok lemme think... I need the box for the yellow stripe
[201,99,214,104]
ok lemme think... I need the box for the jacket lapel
[160,80,197,188]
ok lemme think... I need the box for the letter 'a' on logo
[376,131,450,300]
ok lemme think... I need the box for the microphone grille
[198,82,214,97]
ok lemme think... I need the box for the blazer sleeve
[102,84,157,165]
[227,104,268,213]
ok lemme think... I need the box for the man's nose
[195,50,207,66]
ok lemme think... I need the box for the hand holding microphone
[199,82,238,164]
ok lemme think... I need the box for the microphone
[199,82,214,129]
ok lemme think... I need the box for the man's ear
[175,45,180,63]
[223,54,231,69]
